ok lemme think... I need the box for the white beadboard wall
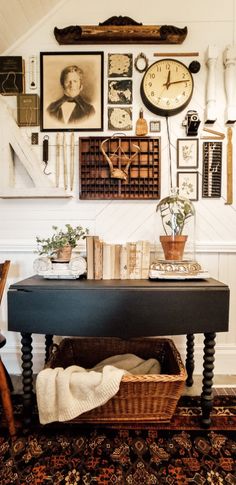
[0,0,236,375]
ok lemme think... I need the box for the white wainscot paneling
[0,0,236,378]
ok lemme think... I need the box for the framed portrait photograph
[177,138,199,168]
[108,80,132,104]
[40,52,104,131]
[177,171,199,201]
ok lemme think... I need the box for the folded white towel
[36,364,125,424]
[36,353,161,425]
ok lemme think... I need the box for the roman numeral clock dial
[140,59,194,116]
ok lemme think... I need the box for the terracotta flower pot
[160,235,188,261]
[54,245,72,262]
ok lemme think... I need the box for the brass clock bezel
[140,58,194,117]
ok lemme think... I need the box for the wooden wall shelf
[54,18,187,45]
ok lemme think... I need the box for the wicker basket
[47,337,187,423]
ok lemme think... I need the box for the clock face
[140,59,194,116]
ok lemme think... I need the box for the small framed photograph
[40,51,104,131]
[149,120,161,132]
[108,80,132,104]
[108,107,132,130]
[108,53,133,77]
[177,138,199,168]
[177,171,199,201]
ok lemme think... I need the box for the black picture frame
[177,171,199,201]
[108,80,132,104]
[177,138,199,168]
[0,56,24,95]
[149,120,161,132]
[108,53,133,77]
[40,51,104,132]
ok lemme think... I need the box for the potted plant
[156,189,195,260]
[36,224,89,262]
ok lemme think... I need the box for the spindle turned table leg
[186,333,195,387]
[201,332,216,428]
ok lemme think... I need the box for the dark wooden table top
[8,276,229,338]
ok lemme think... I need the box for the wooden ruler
[55,133,60,188]
[153,52,199,57]
[70,132,75,191]
[225,127,233,205]
[63,133,68,190]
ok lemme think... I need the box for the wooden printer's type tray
[79,136,161,200]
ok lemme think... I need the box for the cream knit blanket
[36,353,161,424]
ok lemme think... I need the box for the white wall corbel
[223,45,236,124]
[205,45,218,124]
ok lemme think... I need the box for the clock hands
[163,75,191,89]
[167,79,191,86]
[163,70,171,89]
[166,70,171,89]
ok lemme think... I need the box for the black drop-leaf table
[7,276,229,431]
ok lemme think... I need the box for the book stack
[86,235,103,280]
[86,236,151,280]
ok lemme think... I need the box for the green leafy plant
[156,191,195,236]
[36,224,89,256]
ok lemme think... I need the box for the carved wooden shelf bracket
[54,16,188,45]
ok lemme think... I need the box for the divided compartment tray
[79,136,161,199]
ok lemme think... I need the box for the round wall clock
[140,59,194,116]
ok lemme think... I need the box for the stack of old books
[86,236,151,280]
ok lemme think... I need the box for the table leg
[21,332,33,433]
[45,334,53,364]
[186,334,195,386]
[201,332,216,428]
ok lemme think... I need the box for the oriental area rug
[0,394,235,485]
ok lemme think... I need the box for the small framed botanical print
[108,107,132,130]
[177,171,199,201]
[177,138,199,168]
[108,80,132,104]
[108,53,133,77]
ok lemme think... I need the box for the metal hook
[43,162,51,176]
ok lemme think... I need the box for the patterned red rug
[0,394,235,484]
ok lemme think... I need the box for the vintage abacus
[202,141,222,198]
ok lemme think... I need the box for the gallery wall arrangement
[0,0,236,376]
[0,14,234,204]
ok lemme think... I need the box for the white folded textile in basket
[36,353,161,424]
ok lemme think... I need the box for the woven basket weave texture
[47,337,187,423]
